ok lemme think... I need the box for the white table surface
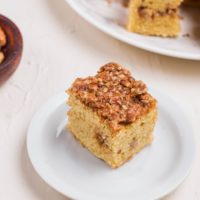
[0,0,200,199]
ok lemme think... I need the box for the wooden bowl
[0,14,23,85]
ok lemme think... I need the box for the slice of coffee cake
[127,0,183,37]
[67,63,157,168]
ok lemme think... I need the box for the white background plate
[27,90,195,200]
[65,0,200,60]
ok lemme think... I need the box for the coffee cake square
[67,63,157,168]
[127,0,183,37]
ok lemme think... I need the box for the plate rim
[65,0,200,60]
[27,91,196,200]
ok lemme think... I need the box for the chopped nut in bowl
[0,14,23,85]
[0,26,6,64]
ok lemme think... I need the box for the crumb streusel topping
[68,62,156,131]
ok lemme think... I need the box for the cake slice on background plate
[127,0,183,37]
[67,63,157,168]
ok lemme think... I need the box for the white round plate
[27,90,195,200]
[65,0,200,60]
